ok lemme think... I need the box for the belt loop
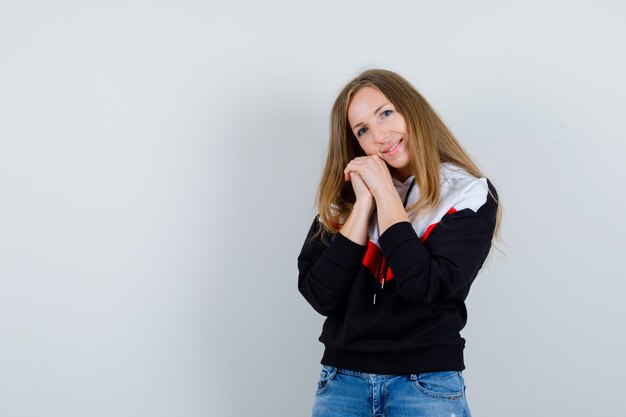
[409,373,417,381]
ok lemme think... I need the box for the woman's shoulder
[439,162,495,214]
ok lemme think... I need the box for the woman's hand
[340,171,374,244]
[344,155,409,234]
[346,170,374,205]
[344,155,396,199]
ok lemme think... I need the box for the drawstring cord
[373,177,416,304]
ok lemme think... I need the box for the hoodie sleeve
[378,180,498,304]
[297,215,367,316]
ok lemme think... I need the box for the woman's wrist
[353,197,374,215]
[372,183,399,202]
[374,188,409,234]
[339,200,373,246]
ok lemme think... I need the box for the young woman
[297,69,502,417]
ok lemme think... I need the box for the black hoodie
[297,162,498,374]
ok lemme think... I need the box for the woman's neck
[389,166,413,183]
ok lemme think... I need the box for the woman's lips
[383,138,403,156]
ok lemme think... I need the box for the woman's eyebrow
[352,103,391,130]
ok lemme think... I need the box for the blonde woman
[297,69,502,417]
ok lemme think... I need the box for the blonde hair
[315,68,503,252]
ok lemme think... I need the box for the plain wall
[1,1,625,416]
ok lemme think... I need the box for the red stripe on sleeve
[420,207,457,242]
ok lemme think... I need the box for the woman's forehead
[347,87,391,125]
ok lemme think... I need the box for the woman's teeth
[385,138,402,153]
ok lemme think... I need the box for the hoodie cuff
[326,231,367,269]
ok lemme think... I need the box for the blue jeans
[312,365,472,417]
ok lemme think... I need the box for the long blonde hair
[315,68,503,250]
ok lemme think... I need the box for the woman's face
[347,86,411,181]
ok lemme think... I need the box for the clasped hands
[344,155,397,208]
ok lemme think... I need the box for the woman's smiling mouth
[383,138,403,155]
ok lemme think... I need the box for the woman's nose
[371,125,388,143]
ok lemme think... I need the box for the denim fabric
[312,365,472,417]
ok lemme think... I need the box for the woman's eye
[381,109,393,118]
[357,127,367,137]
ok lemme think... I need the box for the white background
[1,1,625,416]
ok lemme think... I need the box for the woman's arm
[297,215,367,316]
[372,185,409,235]
[298,171,375,316]
[338,201,374,245]
[339,172,375,245]
[378,181,498,304]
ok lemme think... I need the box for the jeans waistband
[334,367,399,377]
